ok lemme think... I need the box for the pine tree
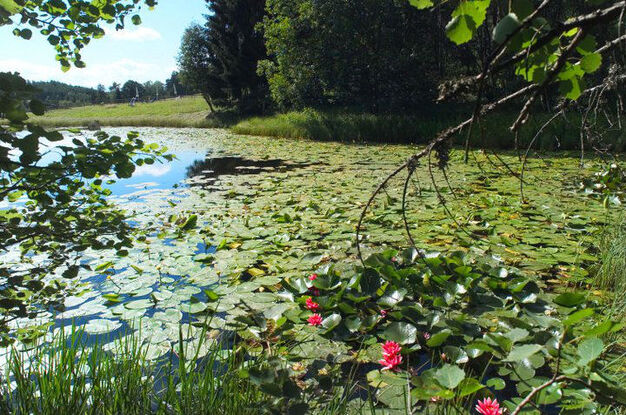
[205,0,267,113]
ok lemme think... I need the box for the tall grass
[0,326,267,415]
[594,217,626,319]
[232,107,626,150]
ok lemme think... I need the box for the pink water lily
[308,273,318,281]
[381,341,401,357]
[379,352,403,371]
[475,397,503,415]
[308,313,323,326]
[305,297,320,311]
[379,340,402,371]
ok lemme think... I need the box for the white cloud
[106,27,162,42]
[0,58,176,87]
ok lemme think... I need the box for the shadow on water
[185,155,313,184]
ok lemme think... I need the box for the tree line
[178,0,624,116]
[30,72,192,108]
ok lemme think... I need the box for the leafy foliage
[0,0,157,71]
[259,0,445,111]
[0,72,170,343]
[283,249,626,412]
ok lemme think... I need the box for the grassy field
[30,95,214,128]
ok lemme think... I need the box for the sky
[0,0,208,88]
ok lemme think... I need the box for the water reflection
[185,155,312,183]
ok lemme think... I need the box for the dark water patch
[185,155,313,183]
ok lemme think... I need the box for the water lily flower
[308,273,318,281]
[305,297,320,311]
[475,397,503,415]
[380,309,388,317]
[379,341,402,371]
[379,352,403,371]
[381,340,401,357]
[423,332,431,340]
[308,313,323,326]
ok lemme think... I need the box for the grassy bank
[232,108,626,150]
[30,99,625,150]
[30,95,216,128]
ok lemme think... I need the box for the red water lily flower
[379,341,402,371]
[380,309,388,318]
[475,397,503,415]
[308,273,318,281]
[305,297,320,311]
[308,313,323,326]
[379,352,403,371]
[381,341,401,357]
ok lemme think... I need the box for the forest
[0,0,625,414]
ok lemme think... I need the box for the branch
[494,2,626,74]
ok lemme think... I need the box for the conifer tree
[205,0,267,113]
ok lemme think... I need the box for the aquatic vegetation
[0,127,623,412]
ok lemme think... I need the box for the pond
[1,127,617,363]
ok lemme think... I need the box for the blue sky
[0,0,208,87]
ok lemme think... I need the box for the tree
[109,82,122,101]
[260,0,446,111]
[96,84,108,103]
[121,80,145,100]
[165,72,186,97]
[177,24,226,111]
[204,0,268,113]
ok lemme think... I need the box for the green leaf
[576,35,597,55]
[563,308,594,326]
[0,0,22,14]
[446,0,490,45]
[457,378,485,397]
[434,364,466,389]
[378,288,407,307]
[559,77,583,100]
[584,320,613,337]
[322,313,342,331]
[29,99,45,116]
[580,53,602,74]
[131,15,142,25]
[504,344,543,362]
[19,28,32,40]
[486,377,506,390]
[383,322,417,345]
[553,292,586,307]
[446,15,476,45]
[493,13,520,44]
[427,329,452,347]
[180,214,198,230]
[578,338,603,366]
[408,0,433,9]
